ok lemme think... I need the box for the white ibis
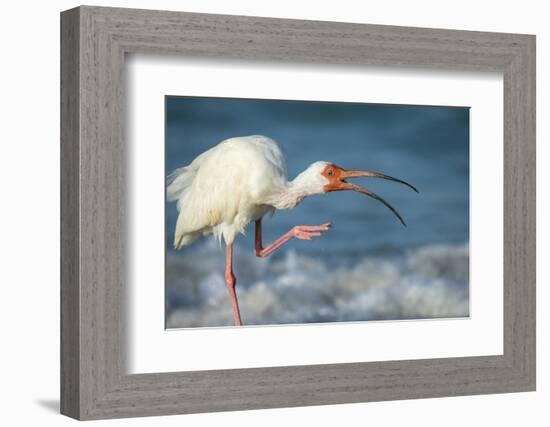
[167,135,418,326]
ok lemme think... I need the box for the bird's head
[295,161,419,227]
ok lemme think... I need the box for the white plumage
[168,135,309,248]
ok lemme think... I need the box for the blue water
[165,96,469,327]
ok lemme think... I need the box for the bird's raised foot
[292,222,331,240]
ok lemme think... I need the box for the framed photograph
[60,5,535,420]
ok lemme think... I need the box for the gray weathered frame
[60,5,536,420]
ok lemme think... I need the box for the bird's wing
[169,135,288,248]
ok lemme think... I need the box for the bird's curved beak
[324,167,418,227]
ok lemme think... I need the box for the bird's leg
[224,243,242,326]
[254,218,331,258]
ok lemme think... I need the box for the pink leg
[255,218,331,258]
[225,243,242,326]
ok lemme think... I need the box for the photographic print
[165,96,469,328]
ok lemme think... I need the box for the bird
[167,135,418,326]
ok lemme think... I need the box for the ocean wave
[165,240,469,328]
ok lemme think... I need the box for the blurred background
[165,96,469,328]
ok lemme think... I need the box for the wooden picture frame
[60,5,536,420]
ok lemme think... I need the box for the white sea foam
[166,240,469,328]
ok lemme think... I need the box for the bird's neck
[269,177,322,210]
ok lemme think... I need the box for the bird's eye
[327,170,333,176]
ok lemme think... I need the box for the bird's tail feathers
[167,166,196,209]
[174,231,201,249]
